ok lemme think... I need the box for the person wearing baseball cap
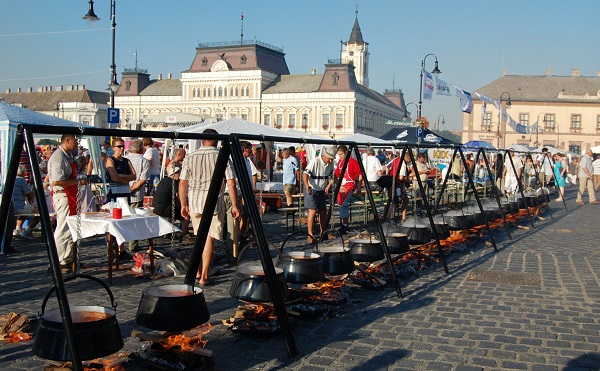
[302,145,336,242]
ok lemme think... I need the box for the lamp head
[431,59,441,75]
[82,0,100,26]
[108,80,120,93]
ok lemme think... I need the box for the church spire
[348,4,364,44]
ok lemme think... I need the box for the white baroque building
[114,13,406,138]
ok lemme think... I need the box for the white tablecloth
[257,182,284,192]
[66,212,180,245]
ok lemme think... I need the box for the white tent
[338,133,391,146]
[591,145,600,154]
[505,144,533,153]
[0,102,99,191]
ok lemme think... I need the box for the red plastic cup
[113,207,122,219]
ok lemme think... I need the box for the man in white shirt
[592,154,600,191]
[363,148,383,190]
[504,149,523,196]
[180,129,240,286]
[576,149,597,205]
[240,141,258,239]
[303,146,335,241]
[535,148,554,187]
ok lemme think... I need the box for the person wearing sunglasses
[105,138,136,204]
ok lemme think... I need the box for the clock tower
[341,10,369,87]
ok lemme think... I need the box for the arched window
[218,87,223,97]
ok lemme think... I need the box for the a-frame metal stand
[0,126,84,370]
[182,134,297,357]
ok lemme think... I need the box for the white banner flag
[434,76,451,96]
[423,71,434,101]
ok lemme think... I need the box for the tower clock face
[349,51,354,56]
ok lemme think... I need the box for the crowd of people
[8,135,600,280]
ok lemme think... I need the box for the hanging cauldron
[136,284,210,331]
[33,275,124,361]
[279,231,325,283]
[443,211,473,230]
[536,188,550,204]
[317,230,355,275]
[397,218,431,244]
[349,237,385,262]
[463,206,485,227]
[430,217,451,240]
[386,232,411,254]
[229,244,289,302]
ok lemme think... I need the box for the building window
[202,57,208,66]
[519,113,529,125]
[571,114,581,129]
[240,54,247,64]
[569,144,581,155]
[263,114,271,126]
[482,112,491,129]
[544,114,555,129]
[124,81,131,91]
[322,113,330,128]
[336,113,344,128]
[301,114,309,129]
[332,73,339,86]
[245,87,250,96]
[275,114,283,128]
[241,114,248,120]
[218,87,223,97]
[596,115,600,129]
[288,114,296,128]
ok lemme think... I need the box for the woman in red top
[334,145,362,234]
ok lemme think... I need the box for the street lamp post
[535,113,545,147]
[498,92,511,148]
[418,54,441,119]
[436,114,445,130]
[487,122,501,149]
[83,0,120,108]
[403,102,417,122]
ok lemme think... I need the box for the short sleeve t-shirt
[12,177,31,211]
[144,147,161,176]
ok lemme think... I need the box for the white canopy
[591,145,600,154]
[338,133,391,146]
[505,144,533,153]
[0,102,101,191]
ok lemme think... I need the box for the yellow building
[114,14,406,138]
[462,69,600,154]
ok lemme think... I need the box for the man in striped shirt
[179,129,240,286]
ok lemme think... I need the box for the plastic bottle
[153,177,159,194]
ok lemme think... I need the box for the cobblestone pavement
[1,189,599,370]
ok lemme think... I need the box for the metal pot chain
[74,127,85,275]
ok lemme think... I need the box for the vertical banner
[423,71,434,101]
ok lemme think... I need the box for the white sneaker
[13,229,22,237]
[19,231,35,240]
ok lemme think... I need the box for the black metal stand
[505,151,535,229]
[24,129,84,370]
[405,147,450,272]
[474,148,512,239]
[456,148,498,252]
[351,145,403,297]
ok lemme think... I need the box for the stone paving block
[500,360,528,369]
[455,366,484,371]
[471,357,497,367]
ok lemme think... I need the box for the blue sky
[1,0,599,131]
